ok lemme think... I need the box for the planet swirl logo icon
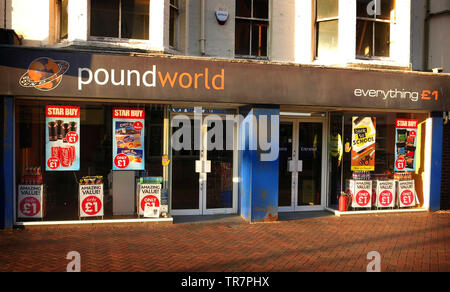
[19,57,69,91]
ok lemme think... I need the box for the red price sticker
[114,154,129,169]
[19,197,41,217]
[133,121,143,131]
[47,157,60,170]
[82,196,102,216]
[356,190,370,207]
[409,130,416,139]
[66,132,79,144]
[140,195,160,212]
[400,190,414,206]
[379,190,393,207]
[396,157,406,170]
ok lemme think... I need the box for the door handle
[288,160,303,172]
[195,160,211,173]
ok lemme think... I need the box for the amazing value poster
[45,105,80,171]
[395,119,418,172]
[112,108,145,170]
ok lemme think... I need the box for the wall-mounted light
[215,11,229,25]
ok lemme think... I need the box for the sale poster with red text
[18,185,44,218]
[45,105,80,171]
[79,184,104,217]
[112,108,145,170]
[397,180,416,207]
[395,119,418,172]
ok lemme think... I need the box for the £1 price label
[400,190,414,206]
[114,154,129,169]
[356,190,370,207]
[66,132,79,144]
[379,190,393,207]
[396,157,406,170]
[20,197,41,217]
[47,157,60,170]
[82,196,102,216]
[140,195,160,212]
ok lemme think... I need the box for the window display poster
[375,180,396,208]
[79,184,104,217]
[112,108,145,170]
[351,180,372,208]
[18,185,44,218]
[395,119,418,172]
[351,117,376,171]
[45,105,80,171]
[397,180,416,207]
[138,184,161,217]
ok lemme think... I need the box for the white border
[16,217,173,227]
[325,207,427,217]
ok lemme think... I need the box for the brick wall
[441,122,450,209]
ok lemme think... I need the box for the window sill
[47,39,166,55]
[311,57,411,71]
[234,55,269,62]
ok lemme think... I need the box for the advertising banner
[395,119,418,172]
[45,105,80,171]
[397,180,416,207]
[351,117,376,171]
[375,180,396,208]
[138,184,161,218]
[112,108,145,170]
[18,185,45,218]
[351,180,372,208]
[79,184,104,217]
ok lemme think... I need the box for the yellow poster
[351,117,376,171]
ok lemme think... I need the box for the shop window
[15,100,165,222]
[328,111,428,212]
[235,0,269,58]
[169,0,179,48]
[315,0,339,59]
[356,0,395,58]
[90,0,149,40]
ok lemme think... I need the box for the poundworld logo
[78,66,225,91]
[19,57,69,91]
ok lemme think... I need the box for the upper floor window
[235,0,269,58]
[315,0,339,59]
[169,0,179,48]
[90,0,149,40]
[356,0,396,58]
[57,0,68,40]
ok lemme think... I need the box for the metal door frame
[279,117,328,212]
[170,111,238,216]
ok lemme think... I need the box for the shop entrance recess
[170,109,238,216]
[278,117,327,212]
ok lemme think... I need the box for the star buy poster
[351,117,376,171]
[112,108,145,170]
[395,119,418,172]
[45,105,80,171]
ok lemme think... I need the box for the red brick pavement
[0,212,449,272]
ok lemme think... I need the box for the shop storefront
[0,46,449,227]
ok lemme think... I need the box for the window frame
[314,0,339,60]
[235,0,270,60]
[169,0,179,49]
[356,0,397,60]
[88,0,150,43]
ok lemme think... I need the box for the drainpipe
[4,0,7,28]
[200,0,206,55]
[423,0,430,71]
